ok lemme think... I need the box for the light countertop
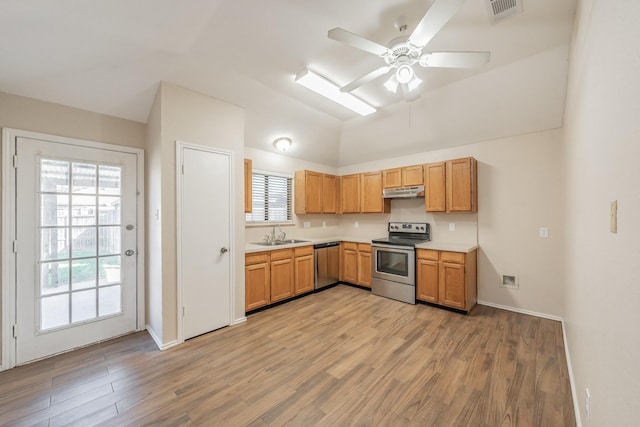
[245,236,478,254]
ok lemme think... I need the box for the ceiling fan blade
[340,66,391,92]
[408,0,466,48]
[328,28,390,56]
[420,51,491,68]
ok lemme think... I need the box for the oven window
[376,250,409,277]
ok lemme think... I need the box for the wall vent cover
[487,0,523,23]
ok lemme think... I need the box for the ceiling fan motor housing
[384,36,422,68]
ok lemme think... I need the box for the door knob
[220,247,229,254]
[125,249,135,256]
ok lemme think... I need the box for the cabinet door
[446,157,477,213]
[416,258,438,303]
[245,262,270,311]
[341,174,361,213]
[361,172,389,213]
[439,262,466,309]
[382,168,402,188]
[322,174,338,213]
[357,250,372,288]
[271,258,294,303]
[294,255,315,295]
[424,162,446,212]
[342,248,358,283]
[402,165,424,186]
[244,159,252,213]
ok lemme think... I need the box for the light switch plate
[539,227,549,238]
[303,221,311,229]
[449,223,455,231]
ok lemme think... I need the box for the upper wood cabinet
[361,172,390,213]
[340,174,361,213]
[295,170,339,214]
[244,159,252,213]
[424,162,446,212]
[383,165,424,189]
[447,157,477,213]
[424,157,477,213]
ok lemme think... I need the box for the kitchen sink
[252,239,310,246]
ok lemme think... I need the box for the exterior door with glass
[15,136,138,364]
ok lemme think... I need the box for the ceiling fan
[328,0,490,102]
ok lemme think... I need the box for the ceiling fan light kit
[295,68,377,116]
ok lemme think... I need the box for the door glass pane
[41,228,69,261]
[71,195,96,226]
[98,165,121,195]
[41,194,69,226]
[98,196,121,225]
[41,159,69,192]
[99,285,121,316]
[99,256,121,285]
[71,258,97,290]
[72,289,96,322]
[72,163,96,194]
[41,261,70,295]
[99,226,121,255]
[41,295,69,330]
[71,227,96,258]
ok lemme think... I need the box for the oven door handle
[372,244,415,253]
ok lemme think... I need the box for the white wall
[563,0,640,424]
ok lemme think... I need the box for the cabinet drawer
[294,245,314,257]
[357,243,371,253]
[440,251,465,264]
[417,249,438,261]
[270,248,293,261]
[245,252,269,265]
[342,241,358,251]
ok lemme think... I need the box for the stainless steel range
[371,222,431,304]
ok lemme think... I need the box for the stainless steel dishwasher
[314,242,340,290]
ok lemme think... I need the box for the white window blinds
[245,172,292,223]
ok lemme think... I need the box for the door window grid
[38,158,124,331]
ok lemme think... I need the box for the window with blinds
[245,172,292,223]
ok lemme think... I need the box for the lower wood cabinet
[245,252,270,311]
[416,248,477,312]
[245,245,315,312]
[341,242,372,288]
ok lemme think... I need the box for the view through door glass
[39,159,124,330]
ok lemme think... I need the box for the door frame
[1,128,145,370]
[175,141,235,344]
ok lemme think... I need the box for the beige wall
[146,82,245,347]
[563,0,640,424]
[337,129,564,318]
[0,91,146,365]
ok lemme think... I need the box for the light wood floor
[0,285,576,426]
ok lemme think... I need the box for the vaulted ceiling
[0,0,576,166]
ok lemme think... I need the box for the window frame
[245,169,294,225]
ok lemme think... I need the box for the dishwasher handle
[313,241,340,249]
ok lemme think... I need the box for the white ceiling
[0,0,576,166]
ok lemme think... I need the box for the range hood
[382,185,425,199]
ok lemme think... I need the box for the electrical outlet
[322,221,326,228]
[539,227,549,238]
[354,221,359,228]
[449,223,455,231]
[585,388,591,422]
[303,221,311,229]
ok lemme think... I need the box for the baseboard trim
[232,317,247,326]
[562,320,582,427]
[146,325,178,351]
[476,300,563,322]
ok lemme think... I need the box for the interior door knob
[220,247,229,254]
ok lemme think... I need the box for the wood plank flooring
[0,285,576,426]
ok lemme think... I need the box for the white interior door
[178,143,231,340]
[15,136,139,364]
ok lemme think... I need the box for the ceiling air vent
[487,0,523,23]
